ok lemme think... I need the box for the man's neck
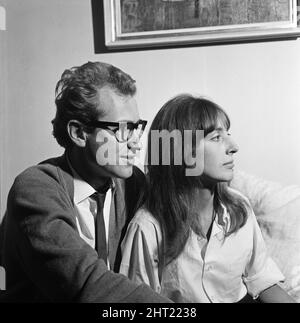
[66,148,110,192]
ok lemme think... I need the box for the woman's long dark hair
[141,94,249,267]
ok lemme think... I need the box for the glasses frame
[86,119,147,143]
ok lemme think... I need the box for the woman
[120,94,295,303]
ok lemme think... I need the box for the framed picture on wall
[104,0,300,49]
[298,0,300,25]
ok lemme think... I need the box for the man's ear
[67,120,88,147]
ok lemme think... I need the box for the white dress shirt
[67,159,113,268]
[120,190,285,303]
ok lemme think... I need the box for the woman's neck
[191,187,216,237]
[194,188,215,219]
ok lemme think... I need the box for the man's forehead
[97,86,138,121]
[98,86,126,103]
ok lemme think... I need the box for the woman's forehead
[215,119,229,130]
[202,112,229,134]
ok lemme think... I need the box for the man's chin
[108,164,134,179]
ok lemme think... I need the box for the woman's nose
[227,137,239,155]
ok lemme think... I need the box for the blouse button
[206,265,213,271]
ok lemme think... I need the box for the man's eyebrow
[117,119,139,123]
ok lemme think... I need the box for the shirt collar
[66,155,115,204]
[67,158,96,204]
[211,204,231,239]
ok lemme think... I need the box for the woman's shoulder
[228,186,252,208]
[131,207,161,230]
[127,207,163,244]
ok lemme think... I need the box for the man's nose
[127,130,142,152]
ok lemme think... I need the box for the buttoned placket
[198,213,226,303]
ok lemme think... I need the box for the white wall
[1,0,300,217]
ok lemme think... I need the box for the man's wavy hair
[52,61,137,148]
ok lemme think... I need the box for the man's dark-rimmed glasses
[86,119,147,143]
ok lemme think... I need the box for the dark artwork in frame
[120,0,292,34]
[298,0,300,25]
[104,0,299,49]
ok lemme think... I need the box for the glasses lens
[116,123,131,142]
[135,123,144,138]
[115,121,146,142]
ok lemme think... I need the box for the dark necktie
[92,191,108,264]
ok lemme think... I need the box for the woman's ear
[67,120,88,147]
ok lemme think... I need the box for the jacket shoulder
[10,155,69,197]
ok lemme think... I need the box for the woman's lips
[223,161,234,169]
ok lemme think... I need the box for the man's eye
[107,127,118,132]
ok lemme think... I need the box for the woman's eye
[211,135,221,142]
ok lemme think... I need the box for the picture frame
[298,0,300,25]
[104,0,300,49]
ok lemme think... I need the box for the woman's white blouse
[120,198,284,303]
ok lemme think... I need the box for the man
[1,61,170,302]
